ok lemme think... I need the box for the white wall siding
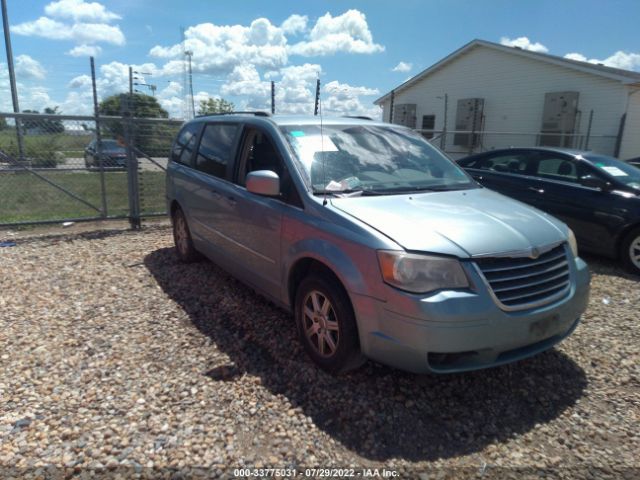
[380,46,629,158]
[619,90,640,159]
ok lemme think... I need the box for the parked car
[625,157,640,168]
[166,114,589,374]
[84,139,128,169]
[458,147,640,274]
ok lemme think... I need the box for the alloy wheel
[302,290,340,357]
[174,213,189,256]
[630,235,640,271]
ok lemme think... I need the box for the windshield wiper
[378,184,475,194]
[312,188,386,197]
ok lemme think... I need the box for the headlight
[377,251,469,293]
[567,229,578,257]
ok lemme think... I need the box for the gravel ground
[0,224,638,479]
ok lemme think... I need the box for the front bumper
[352,256,590,373]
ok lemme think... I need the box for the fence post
[584,110,593,151]
[90,56,107,218]
[121,94,141,229]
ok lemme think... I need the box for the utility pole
[441,93,448,150]
[1,0,24,160]
[314,79,321,116]
[271,81,275,114]
[128,66,133,96]
[389,90,395,123]
[185,50,195,119]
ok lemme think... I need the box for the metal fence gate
[0,109,183,228]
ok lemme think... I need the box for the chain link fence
[0,111,182,227]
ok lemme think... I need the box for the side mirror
[246,170,280,196]
[580,175,609,190]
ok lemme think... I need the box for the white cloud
[44,0,121,23]
[281,14,308,35]
[68,74,92,88]
[67,44,102,57]
[12,0,125,47]
[289,10,384,56]
[70,23,125,45]
[324,80,379,99]
[150,18,288,74]
[564,51,640,71]
[13,16,125,45]
[16,55,46,80]
[500,36,549,53]
[13,17,69,39]
[392,61,412,73]
[564,52,587,62]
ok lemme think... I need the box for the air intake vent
[475,245,571,311]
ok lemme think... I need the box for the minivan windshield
[281,124,475,194]
[584,154,640,190]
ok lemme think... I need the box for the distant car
[625,157,640,168]
[458,147,640,274]
[84,139,128,170]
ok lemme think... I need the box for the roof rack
[196,111,271,118]
[342,115,373,120]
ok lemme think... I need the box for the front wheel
[172,207,201,263]
[621,227,640,275]
[295,273,363,374]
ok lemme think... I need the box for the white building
[375,39,640,159]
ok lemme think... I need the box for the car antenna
[319,72,328,206]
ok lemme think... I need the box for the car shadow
[144,247,587,462]
[581,253,639,281]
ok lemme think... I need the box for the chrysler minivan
[166,113,590,374]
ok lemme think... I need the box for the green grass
[0,170,166,224]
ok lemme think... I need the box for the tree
[98,93,170,155]
[197,97,234,115]
[43,106,65,133]
[99,93,169,118]
[0,116,9,131]
[21,107,64,134]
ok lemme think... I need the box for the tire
[620,227,640,275]
[84,155,92,170]
[294,273,363,374]
[172,207,201,263]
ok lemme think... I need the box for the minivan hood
[330,188,567,258]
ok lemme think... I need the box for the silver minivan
[166,113,590,374]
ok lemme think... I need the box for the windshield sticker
[290,130,305,137]
[600,166,628,177]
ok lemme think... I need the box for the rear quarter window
[171,123,201,166]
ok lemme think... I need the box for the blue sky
[2,0,640,118]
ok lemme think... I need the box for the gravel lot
[1,224,638,479]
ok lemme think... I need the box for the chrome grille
[475,245,571,310]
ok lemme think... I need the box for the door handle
[527,187,544,194]
[226,196,236,205]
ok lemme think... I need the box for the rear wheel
[294,273,363,374]
[621,227,640,275]
[172,207,201,263]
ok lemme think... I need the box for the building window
[421,115,435,139]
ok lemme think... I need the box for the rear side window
[196,123,239,178]
[477,153,530,174]
[171,123,200,165]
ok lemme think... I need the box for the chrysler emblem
[530,247,541,259]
